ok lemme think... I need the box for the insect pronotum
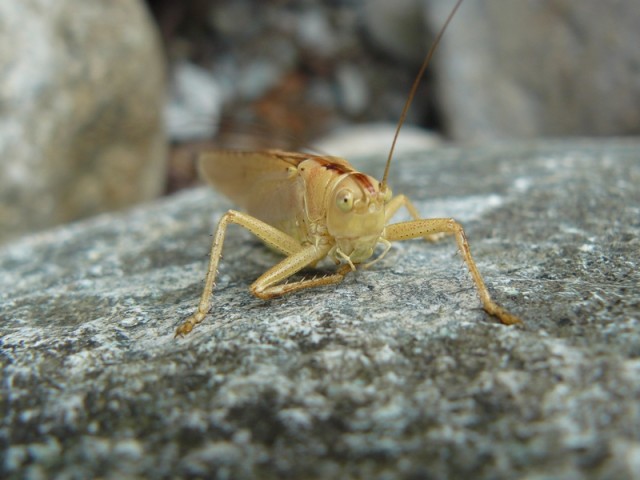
[175,0,521,336]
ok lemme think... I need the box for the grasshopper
[176,0,521,336]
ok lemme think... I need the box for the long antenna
[381,0,464,188]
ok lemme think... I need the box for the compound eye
[336,189,354,212]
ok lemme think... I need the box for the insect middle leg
[385,218,521,325]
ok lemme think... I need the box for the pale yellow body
[199,151,387,264]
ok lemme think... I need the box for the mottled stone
[315,123,441,159]
[362,0,428,64]
[426,0,640,142]
[0,0,166,244]
[166,62,222,142]
[1,141,639,478]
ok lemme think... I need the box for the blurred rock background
[1,0,639,244]
[428,0,640,142]
[0,0,166,244]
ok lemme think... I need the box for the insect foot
[175,311,207,337]
[485,303,522,326]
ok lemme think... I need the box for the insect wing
[198,150,307,229]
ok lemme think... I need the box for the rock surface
[0,0,166,244]
[1,141,639,479]
[426,0,640,142]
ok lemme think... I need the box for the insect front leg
[385,194,448,242]
[250,246,351,299]
[176,210,304,337]
[385,218,521,325]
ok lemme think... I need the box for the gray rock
[425,0,640,141]
[294,7,339,58]
[166,62,222,142]
[0,0,166,244]
[315,123,441,158]
[335,63,370,117]
[361,0,428,64]
[1,141,639,479]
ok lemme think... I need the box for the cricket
[175,0,521,337]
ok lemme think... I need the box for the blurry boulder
[315,123,440,159]
[0,0,166,244]
[362,0,428,65]
[425,0,640,142]
[166,62,222,142]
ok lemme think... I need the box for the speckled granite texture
[1,141,639,479]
